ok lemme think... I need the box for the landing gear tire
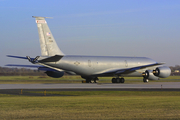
[94,80,97,83]
[93,77,99,83]
[120,78,125,83]
[112,78,116,83]
[116,78,121,83]
[86,79,91,83]
[112,78,125,83]
[143,78,148,83]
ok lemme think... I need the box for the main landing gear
[82,77,99,83]
[86,79,92,83]
[112,78,125,83]
[85,79,98,83]
[81,76,99,83]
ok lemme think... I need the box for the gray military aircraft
[6,16,171,83]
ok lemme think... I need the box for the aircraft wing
[96,62,164,76]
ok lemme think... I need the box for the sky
[0,0,180,67]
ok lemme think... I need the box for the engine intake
[142,70,159,80]
[153,66,171,78]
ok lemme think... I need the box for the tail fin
[32,16,64,56]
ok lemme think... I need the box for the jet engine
[38,67,64,78]
[153,66,171,78]
[142,70,159,80]
[45,71,64,78]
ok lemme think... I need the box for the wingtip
[157,62,165,65]
[5,64,14,66]
[7,55,13,57]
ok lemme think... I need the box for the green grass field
[0,91,180,119]
[0,76,180,119]
[0,76,180,84]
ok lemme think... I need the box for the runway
[0,82,180,90]
[0,82,180,96]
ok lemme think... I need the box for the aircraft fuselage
[43,55,157,77]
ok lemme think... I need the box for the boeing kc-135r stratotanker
[6,16,171,83]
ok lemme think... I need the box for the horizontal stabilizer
[38,55,63,63]
[7,55,28,59]
[5,64,42,68]
[7,55,40,63]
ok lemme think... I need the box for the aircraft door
[125,60,128,67]
[88,60,91,67]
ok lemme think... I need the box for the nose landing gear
[143,78,149,83]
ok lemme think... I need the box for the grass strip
[0,76,180,84]
[0,91,180,119]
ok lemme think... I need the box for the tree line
[0,66,46,76]
[169,65,180,72]
[169,65,180,76]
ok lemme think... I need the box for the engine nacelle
[153,66,171,78]
[142,70,159,80]
[45,71,64,78]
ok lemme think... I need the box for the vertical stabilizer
[32,16,64,56]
